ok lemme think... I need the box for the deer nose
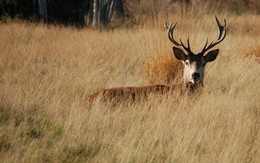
[192,73,200,80]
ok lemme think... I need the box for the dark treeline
[0,0,34,19]
[0,0,124,27]
[1,0,260,28]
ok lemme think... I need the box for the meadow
[0,10,260,163]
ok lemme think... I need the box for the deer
[80,16,226,109]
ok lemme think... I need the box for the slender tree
[92,0,98,27]
[91,0,123,28]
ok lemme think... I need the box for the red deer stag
[80,16,226,109]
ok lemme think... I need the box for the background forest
[1,0,260,27]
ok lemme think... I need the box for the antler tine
[165,21,194,53]
[164,22,172,43]
[201,16,227,55]
[164,21,181,46]
[199,38,208,56]
[215,16,226,40]
[164,21,170,29]
[202,38,209,50]
[180,38,192,53]
[187,37,191,51]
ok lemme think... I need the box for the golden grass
[145,53,182,85]
[241,45,260,63]
[0,14,260,162]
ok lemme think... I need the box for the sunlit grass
[0,13,259,162]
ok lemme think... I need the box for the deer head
[164,16,226,90]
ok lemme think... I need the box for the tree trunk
[92,0,98,27]
[92,0,124,28]
[108,0,115,21]
[38,0,48,24]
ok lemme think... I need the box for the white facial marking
[182,59,206,84]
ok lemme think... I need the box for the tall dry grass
[145,54,182,85]
[0,13,260,162]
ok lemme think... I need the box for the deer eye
[184,61,189,65]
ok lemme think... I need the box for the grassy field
[0,12,259,162]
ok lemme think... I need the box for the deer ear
[173,47,187,61]
[204,49,219,62]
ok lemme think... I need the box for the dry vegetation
[240,45,260,63]
[145,54,182,85]
[0,7,260,163]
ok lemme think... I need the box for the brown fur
[79,83,197,110]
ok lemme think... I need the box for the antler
[200,16,226,55]
[164,22,192,54]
